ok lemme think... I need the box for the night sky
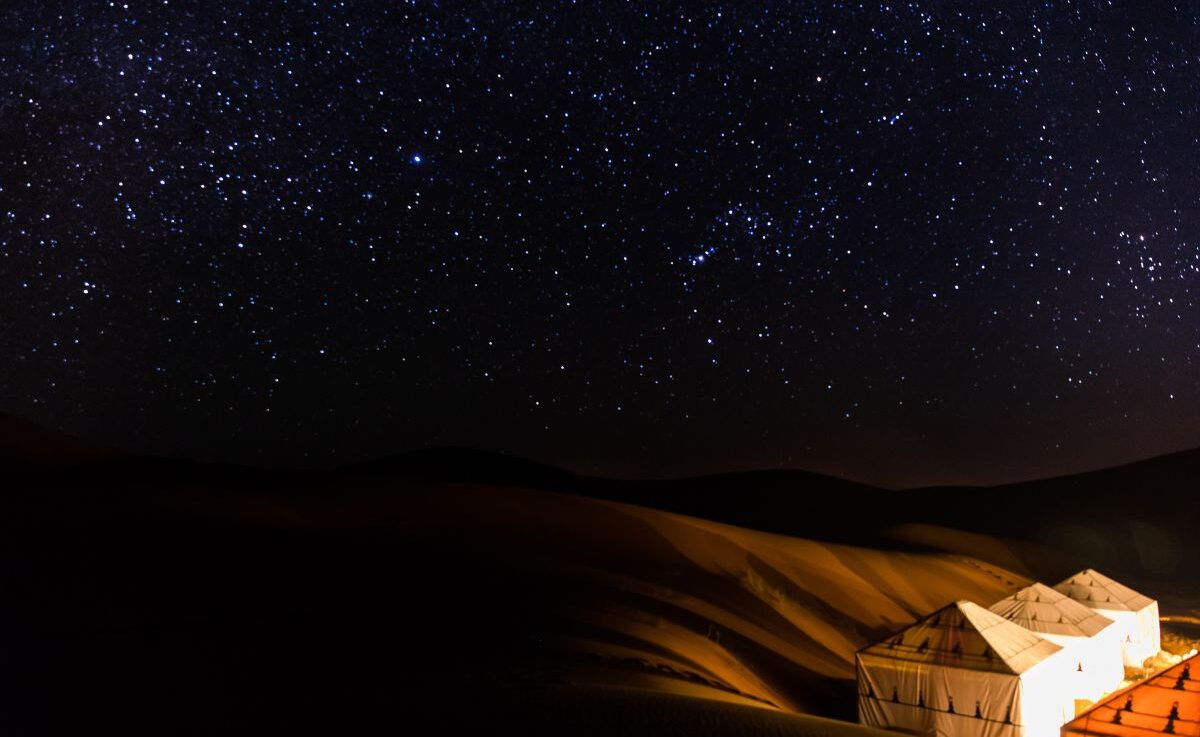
[3,2,1199,487]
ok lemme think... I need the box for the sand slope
[421,682,907,737]
[165,481,1028,716]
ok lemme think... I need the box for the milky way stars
[2,3,1200,486]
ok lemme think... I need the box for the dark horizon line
[3,408,1197,493]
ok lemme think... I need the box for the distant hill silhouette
[340,443,1200,584]
[318,433,1200,600]
[2,411,1196,584]
[341,447,890,538]
[0,412,124,464]
[998,445,1200,498]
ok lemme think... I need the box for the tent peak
[1054,569,1155,613]
[990,581,1116,638]
[862,599,1063,675]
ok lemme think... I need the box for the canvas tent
[1054,570,1161,668]
[990,583,1125,703]
[857,600,1078,737]
[1061,653,1198,737]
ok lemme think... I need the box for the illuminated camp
[1055,570,1162,668]
[1061,653,1198,737]
[990,583,1126,703]
[857,600,1078,737]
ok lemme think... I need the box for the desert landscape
[6,4,1200,735]
[5,414,1198,734]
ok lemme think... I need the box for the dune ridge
[164,481,1030,715]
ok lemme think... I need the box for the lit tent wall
[1054,570,1161,669]
[1061,653,1198,737]
[990,583,1126,703]
[857,600,1078,737]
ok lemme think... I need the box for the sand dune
[167,482,1029,715]
[419,682,906,737]
[4,416,1198,733]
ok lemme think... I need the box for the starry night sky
[2,2,1199,487]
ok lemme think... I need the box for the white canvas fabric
[1053,570,1161,668]
[857,600,1078,737]
[989,583,1124,702]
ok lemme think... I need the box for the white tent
[1053,569,1160,668]
[856,600,1078,737]
[988,582,1124,703]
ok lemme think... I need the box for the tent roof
[1063,653,1199,737]
[989,582,1116,638]
[860,600,1063,675]
[1054,569,1156,613]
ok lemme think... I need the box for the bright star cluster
[2,2,1199,485]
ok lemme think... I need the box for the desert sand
[4,415,1198,734]
[157,481,1031,718]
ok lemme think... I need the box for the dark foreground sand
[3,475,1030,734]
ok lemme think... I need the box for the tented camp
[990,583,1126,703]
[1054,570,1161,668]
[857,600,1078,737]
[1061,653,1198,737]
